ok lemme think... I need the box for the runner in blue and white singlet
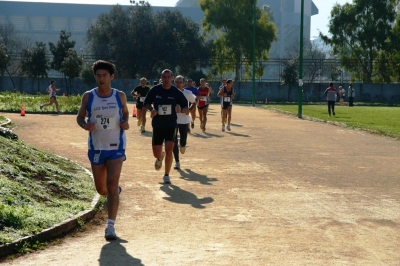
[77,60,130,241]
[86,88,127,151]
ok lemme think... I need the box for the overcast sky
[4,0,352,37]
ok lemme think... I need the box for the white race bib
[158,105,172,115]
[140,97,146,102]
[95,115,117,130]
[199,96,207,101]
[224,96,231,102]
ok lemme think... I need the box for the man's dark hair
[50,80,55,84]
[92,60,116,75]
[329,82,333,86]
[227,79,233,84]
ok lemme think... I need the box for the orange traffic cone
[132,106,137,117]
[21,104,26,116]
[265,98,269,105]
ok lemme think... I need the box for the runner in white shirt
[40,80,61,114]
[173,75,196,170]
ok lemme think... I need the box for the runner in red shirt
[197,78,210,131]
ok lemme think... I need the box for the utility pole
[298,0,304,118]
[252,0,256,107]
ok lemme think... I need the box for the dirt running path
[2,104,400,265]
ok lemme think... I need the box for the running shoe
[137,120,141,127]
[227,124,231,131]
[174,162,180,170]
[180,146,186,154]
[105,225,117,240]
[140,125,145,133]
[155,151,165,171]
[191,122,194,129]
[163,175,171,184]
[222,124,225,132]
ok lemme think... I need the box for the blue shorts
[88,149,126,165]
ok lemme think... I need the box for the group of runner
[76,60,235,241]
[131,77,234,134]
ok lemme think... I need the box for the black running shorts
[152,127,177,146]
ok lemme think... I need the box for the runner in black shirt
[143,69,189,184]
[131,77,150,133]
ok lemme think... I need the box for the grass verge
[264,104,400,139]
[0,135,96,246]
[0,91,82,114]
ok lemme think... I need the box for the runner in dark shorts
[131,77,150,133]
[143,69,189,184]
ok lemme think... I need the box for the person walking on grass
[173,75,196,170]
[76,60,130,241]
[325,82,338,117]
[40,80,61,114]
[143,69,189,184]
[217,79,235,131]
[348,83,355,107]
[131,77,150,133]
[339,86,346,106]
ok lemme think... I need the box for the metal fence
[3,53,395,84]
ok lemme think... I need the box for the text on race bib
[224,96,231,102]
[95,115,117,130]
[158,105,172,115]
[199,96,207,101]
[140,97,146,102]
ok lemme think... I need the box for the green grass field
[265,104,400,138]
[0,91,82,114]
[0,135,96,247]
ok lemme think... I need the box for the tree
[49,30,76,87]
[284,39,328,83]
[86,4,212,79]
[320,0,397,83]
[384,12,400,82]
[60,50,82,95]
[20,42,50,92]
[200,0,277,81]
[0,23,31,90]
[80,64,96,88]
[280,59,298,101]
[0,44,9,77]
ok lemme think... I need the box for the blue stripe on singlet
[114,89,125,150]
[87,90,95,150]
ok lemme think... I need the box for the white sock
[107,219,115,227]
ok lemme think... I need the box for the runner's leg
[202,106,208,128]
[164,141,174,176]
[104,157,123,221]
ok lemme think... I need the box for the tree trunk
[5,68,16,90]
[69,78,72,95]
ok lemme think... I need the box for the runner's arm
[143,87,158,116]
[118,91,130,130]
[76,92,95,131]
[178,92,189,115]
[217,88,224,97]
